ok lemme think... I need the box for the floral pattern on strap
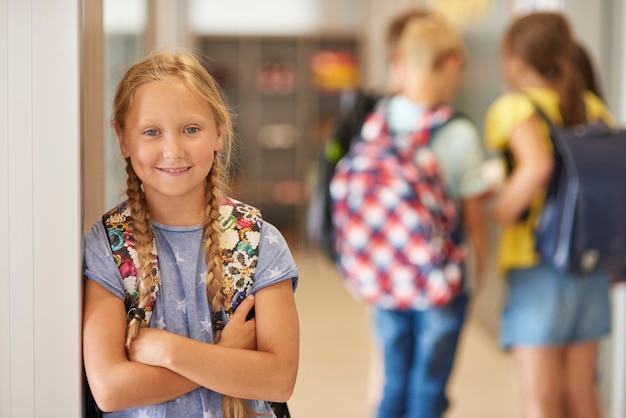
[102,197,262,326]
[102,202,160,326]
[218,198,262,317]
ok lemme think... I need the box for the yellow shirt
[484,87,614,273]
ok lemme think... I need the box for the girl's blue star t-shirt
[83,215,299,418]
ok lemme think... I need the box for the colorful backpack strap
[101,197,262,329]
[217,197,262,318]
[102,201,160,327]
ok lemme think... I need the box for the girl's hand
[127,328,173,367]
[128,296,257,367]
[218,295,257,350]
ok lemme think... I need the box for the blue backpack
[532,106,626,276]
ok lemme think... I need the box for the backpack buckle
[127,307,146,323]
[213,311,224,331]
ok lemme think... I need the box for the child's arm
[490,114,553,224]
[83,279,200,411]
[128,278,299,403]
[461,193,488,292]
[83,279,258,411]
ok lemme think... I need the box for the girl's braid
[124,160,156,348]
[202,160,261,417]
[203,166,226,340]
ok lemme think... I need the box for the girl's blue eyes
[143,127,199,136]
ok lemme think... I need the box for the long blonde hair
[112,48,258,418]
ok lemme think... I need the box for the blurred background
[3,0,625,417]
[85,1,625,417]
[93,0,621,238]
[84,0,626,418]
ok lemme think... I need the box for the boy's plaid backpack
[330,100,465,310]
[305,90,380,261]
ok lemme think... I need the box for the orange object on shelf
[309,51,360,93]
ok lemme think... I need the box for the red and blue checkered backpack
[330,99,465,310]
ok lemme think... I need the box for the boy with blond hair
[331,10,489,417]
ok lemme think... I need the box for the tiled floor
[288,248,521,418]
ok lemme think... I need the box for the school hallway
[288,248,521,418]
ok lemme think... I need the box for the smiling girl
[82,49,299,418]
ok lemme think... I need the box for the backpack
[86,197,290,417]
[329,99,465,310]
[532,106,626,276]
[306,90,380,261]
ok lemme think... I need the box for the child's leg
[372,308,413,418]
[561,272,610,418]
[513,346,564,418]
[563,341,602,418]
[405,293,468,418]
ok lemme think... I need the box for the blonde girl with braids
[83,48,299,418]
[484,12,613,418]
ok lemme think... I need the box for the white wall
[187,0,363,36]
[614,0,626,123]
[0,0,82,417]
[0,1,623,416]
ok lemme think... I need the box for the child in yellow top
[486,88,612,273]
[484,12,612,418]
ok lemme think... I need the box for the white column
[83,0,105,231]
[609,2,626,418]
[618,0,626,124]
[0,0,11,414]
[147,0,190,49]
[0,0,82,416]
[612,284,626,418]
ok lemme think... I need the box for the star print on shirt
[204,408,215,418]
[200,317,212,333]
[136,409,150,418]
[155,317,166,330]
[264,231,279,245]
[268,266,282,279]
[176,299,187,313]
[175,252,186,266]
[198,271,207,287]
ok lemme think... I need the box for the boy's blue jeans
[372,293,468,418]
